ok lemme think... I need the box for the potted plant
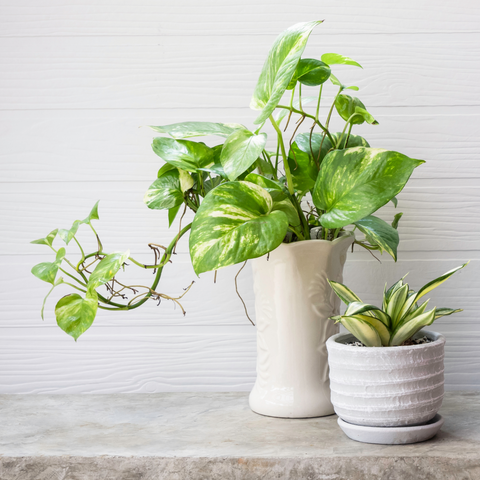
[326,262,468,443]
[31,21,424,418]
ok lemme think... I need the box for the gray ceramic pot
[326,330,445,427]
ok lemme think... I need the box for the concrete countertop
[0,392,479,479]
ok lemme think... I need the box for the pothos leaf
[354,215,399,261]
[313,147,425,228]
[55,289,98,341]
[220,130,267,181]
[88,251,130,289]
[189,181,289,274]
[321,53,362,68]
[152,137,215,172]
[31,229,58,247]
[250,21,323,125]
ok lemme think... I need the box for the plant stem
[335,113,361,149]
[291,195,309,239]
[126,223,193,310]
[298,83,303,111]
[63,282,87,294]
[315,84,323,121]
[269,115,294,195]
[326,86,343,129]
[60,268,87,287]
[276,105,335,145]
[288,226,305,240]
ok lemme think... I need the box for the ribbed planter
[326,330,445,427]
[248,232,354,418]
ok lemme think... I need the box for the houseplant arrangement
[326,262,468,443]
[31,21,424,417]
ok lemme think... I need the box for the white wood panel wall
[1,0,479,393]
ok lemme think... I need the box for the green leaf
[82,200,100,224]
[313,147,424,228]
[58,221,80,245]
[31,229,58,247]
[390,197,398,208]
[150,122,243,139]
[189,181,289,275]
[271,198,300,227]
[354,215,399,261]
[434,307,463,319]
[88,251,130,289]
[321,53,362,68]
[348,314,391,346]
[288,59,331,89]
[144,170,186,210]
[329,73,359,91]
[386,284,409,327]
[55,289,98,341]
[157,162,176,178]
[339,316,382,347]
[390,308,436,346]
[250,21,323,125]
[344,301,391,327]
[335,94,367,125]
[392,212,403,229]
[220,130,267,181]
[198,163,227,179]
[168,204,182,227]
[31,247,66,285]
[417,262,469,302]
[244,173,288,202]
[152,137,214,172]
[32,261,60,284]
[354,106,378,125]
[287,141,318,194]
[204,175,223,195]
[328,280,363,305]
[402,299,430,323]
[41,277,64,321]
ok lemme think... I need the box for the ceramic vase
[326,330,445,427]
[248,232,354,418]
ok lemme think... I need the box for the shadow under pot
[326,330,445,427]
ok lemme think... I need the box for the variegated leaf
[220,130,267,181]
[390,309,436,346]
[339,316,382,347]
[321,53,362,68]
[31,229,58,247]
[189,181,289,275]
[152,137,214,172]
[435,308,463,319]
[348,314,391,346]
[354,215,399,261]
[313,147,424,228]
[55,289,98,341]
[88,251,130,289]
[417,262,469,301]
[386,283,409,328]
[345,302,391,327]
[144,169,191,211]
[250,21,322,125]
[150,122,243,139]
[328,280,363,305]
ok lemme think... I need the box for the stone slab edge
[1,456,480,480]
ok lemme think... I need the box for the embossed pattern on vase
[249,233,354,418]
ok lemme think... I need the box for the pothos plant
[32,21,424,340]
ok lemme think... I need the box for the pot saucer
[337,414,444,445]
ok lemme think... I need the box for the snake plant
[329,262,469,347]
[32,21,425,340]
